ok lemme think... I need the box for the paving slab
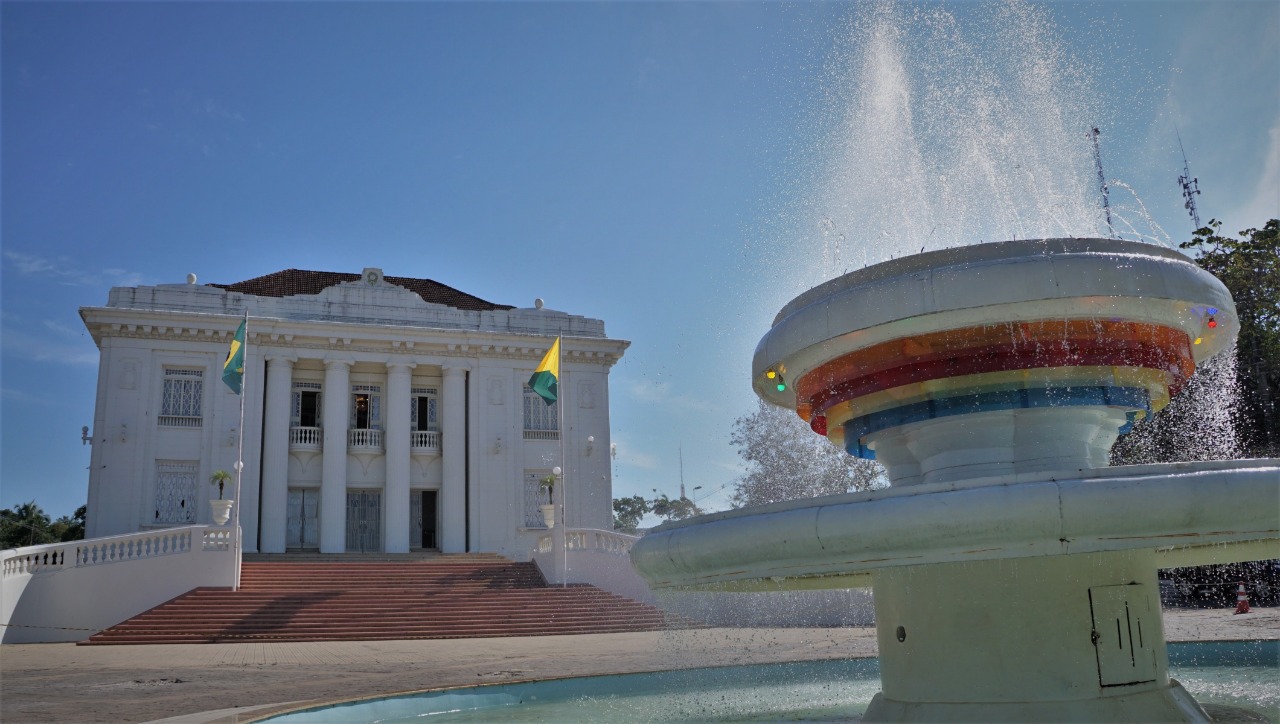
[2,607,1274,724]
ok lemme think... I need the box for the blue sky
[3,1,1277,522]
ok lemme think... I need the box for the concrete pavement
[2,607,1275,724]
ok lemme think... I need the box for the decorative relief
[119,359,139,390]
[578,381,596,409]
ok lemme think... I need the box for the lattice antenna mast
[1089,127,1115,238]
[1175,126,1202,231]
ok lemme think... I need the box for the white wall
[2,527,239,644]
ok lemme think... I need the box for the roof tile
[208,269,514,312]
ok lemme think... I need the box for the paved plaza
[2,606,1276,724]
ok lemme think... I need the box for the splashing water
[784,1,1149,289]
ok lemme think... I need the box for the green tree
[649,492,703,522]
[730,399,884,508]
[0,501,56,549]
[1180,219,1280,456]
[612,495,650,533]
[1114,219,1280,463]
[49,505,87,542]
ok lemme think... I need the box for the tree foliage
[1,502,85,549]
[1180,219,1280,456]
[648,493,703,522]
[729,399,884,508]
[612,495,649,533]
[1114,219,1280,462]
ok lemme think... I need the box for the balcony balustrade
[523,429,560,441]
[157,415,202,429]
[411,430,441,455]
[348,428,384,453]
[289,426,323,452]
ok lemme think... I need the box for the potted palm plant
[538,473,556,528]
[209,470,234,525]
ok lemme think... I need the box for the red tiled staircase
[82,554,694,645]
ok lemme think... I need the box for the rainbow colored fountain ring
[632,238,1279,722]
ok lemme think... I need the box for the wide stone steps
[83,558,691,645]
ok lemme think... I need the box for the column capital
[265,354,298,367]
[324,358,353,372]
[386,360,418,374]
[442,365,469,379]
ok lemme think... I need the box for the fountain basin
[753,238,1237,485]
[631,459,1279,590]
[634,239,1276,721]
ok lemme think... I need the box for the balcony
[411,430,441,455]
[158,415,202,429]
[289,426,322,452]
[523,429,560,441]
[348,428,384,453]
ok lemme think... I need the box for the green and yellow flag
[222,318,246,394]
[527,337,560,405]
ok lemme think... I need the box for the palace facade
[79,267,628,557]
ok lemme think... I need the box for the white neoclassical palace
[79,267,628,557]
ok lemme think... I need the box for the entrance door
[410,491,439,550]
[346,490,382,553]
[286,489,319,550]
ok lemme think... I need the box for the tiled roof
[208,269,515,312]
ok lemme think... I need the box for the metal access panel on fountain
[1089,584,1157,687]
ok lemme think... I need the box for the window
[291,382,322,428]
[154,461,197,524]
[523,386,559,440]
[523,471,551,527]
[351,384,381,430]
[159,368,203,427]
[411,387,438,432]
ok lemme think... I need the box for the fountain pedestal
[868,550,1203,721]
[631,239,1279,723]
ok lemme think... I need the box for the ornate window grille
[523,471,551,527]
[411,387,439,432]
[159,368,203,427]
[523,386,559,440]
[351,384,381,430]
[291,381,322,428]
[154,460,197,524]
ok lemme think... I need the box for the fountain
[632,237,1278,721]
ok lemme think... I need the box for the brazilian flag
[222,318,246,394]
[527,337,560,405]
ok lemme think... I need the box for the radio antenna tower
[1088,127,1115,238]
[1175,125,1202,231]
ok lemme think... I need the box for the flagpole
[557,336,566,588]
[232,311,247,592]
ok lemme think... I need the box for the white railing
[290,425,323,449]
[523,429,560,441]
[2,526,239,643]
[157,415,202,428]
[536,528,638,556]
[531,528,651,603]
[411,430,441,453]
[348,428,384,451]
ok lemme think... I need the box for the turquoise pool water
[263,640,1278,722]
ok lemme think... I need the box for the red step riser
[84,558,700,645]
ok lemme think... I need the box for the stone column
[384,361,414,553]
[260,355,295,553]
[320,359,351,553]
[441,365,467,553]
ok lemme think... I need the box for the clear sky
[3,1,1277,524]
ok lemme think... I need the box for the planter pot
[539,504,556,529]
[210,499,234,526]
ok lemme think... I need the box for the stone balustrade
[411,430,441,453]
[2,526,240,643]
[348,428,384,451]
[289,425,323,450]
